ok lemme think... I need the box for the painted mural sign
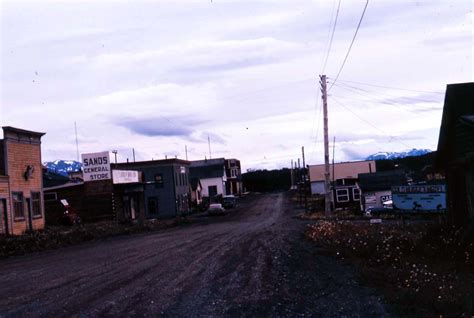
[112,170,140,184]
[392,185,446,212]
[81,151,111,182]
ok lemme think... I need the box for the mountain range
[365,149,432,161]
[43,149,432,176]
[44,160,82,176]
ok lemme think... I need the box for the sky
[1,0,472,172]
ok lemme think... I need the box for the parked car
[207,203,225,216]
[222,195,236,209]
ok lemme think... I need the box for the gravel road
[0,192,393,317]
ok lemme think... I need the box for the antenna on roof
[74,121,79,162]
[208,135,212,159]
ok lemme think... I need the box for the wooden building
[0,127,46,235]
[436,82,474,226]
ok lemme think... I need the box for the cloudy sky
[1,0,472,171]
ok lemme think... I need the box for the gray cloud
[115,116,204,138]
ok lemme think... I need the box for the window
[353,188,361,201]
[12,192,24,219]
[148,197,158,215]
[44,192,57,201]
[31,192,42,217]
[155,174,164,188]
[336,189,349,202]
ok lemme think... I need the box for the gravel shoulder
[0,192,394,317]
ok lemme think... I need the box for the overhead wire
[328,0,369,91]
[330,96,411,149]
[336,79,445,95]
[308,0,340,162]
[321,0,342,74]
[331,80,442,104]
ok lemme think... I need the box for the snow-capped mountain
[44,160,82,176]
[366,149,432,160]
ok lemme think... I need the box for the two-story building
[225,158,242,196]
[0,127,46,235]
[114,159,191,218]
[190,158,227,202]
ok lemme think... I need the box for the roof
[189,158,226,179]
[189,177,202,191]
[113,158,190,169]
[43,181,84,191]
[436,82,474,167]
[358,170,407,191]
[2,126,46,137]
[190,158,226,167]
[190,164,225,179]
[309,160,376,182]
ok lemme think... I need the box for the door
[0,199,8,235]
[208,185,218,202]
[26,198,33,231]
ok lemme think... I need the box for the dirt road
[0,193,393,317]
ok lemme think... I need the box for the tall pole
[208,135,212,159]
[332,136,336,187]
[112,150,118,164]
[320,75,332,217]
[302,146,308,213]
[132,148,136,162]
[290,159,294,190]
[74,121,79,162]
[185,145,188,161]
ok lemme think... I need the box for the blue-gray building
[113,159,191,218]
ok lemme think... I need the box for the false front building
[0,127,46,235]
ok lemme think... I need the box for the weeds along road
[0,193,393,317]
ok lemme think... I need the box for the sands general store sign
[81,151,111,182]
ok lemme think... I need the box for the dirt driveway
[0,193,393,317]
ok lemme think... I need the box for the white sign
[112,170,140,184]
[81,151,111,182]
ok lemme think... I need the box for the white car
[207,203,225,215]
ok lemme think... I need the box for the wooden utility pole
[302,146,308,213]
[320,75,332,217]
[290,159,294,190]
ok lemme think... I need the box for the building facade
[114,159,191,218]
[436,82,474,226]
[0,127,46,235]
[190,158,227,202]
[225,159,242,196]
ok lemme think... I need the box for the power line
[330,96,411,149]
[331,81,442,103]
[322,0,341,74]
[329,0,369,91]
[336,79,445,95]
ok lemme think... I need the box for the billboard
[81,151,111,182]
[392,185,446,212]
[112,170,140,184]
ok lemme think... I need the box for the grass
[306,220,474,317]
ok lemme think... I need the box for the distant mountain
[44,160,82,177]
[366,149,432,161]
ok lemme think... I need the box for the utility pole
[302,146,308,213]
[208,135,212,159]
[112,150,118,164]
[320,74,332,217]
[290,159,294,190]
[74,121,79,162]
[132,148,136,162]
[185,145,188,161]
